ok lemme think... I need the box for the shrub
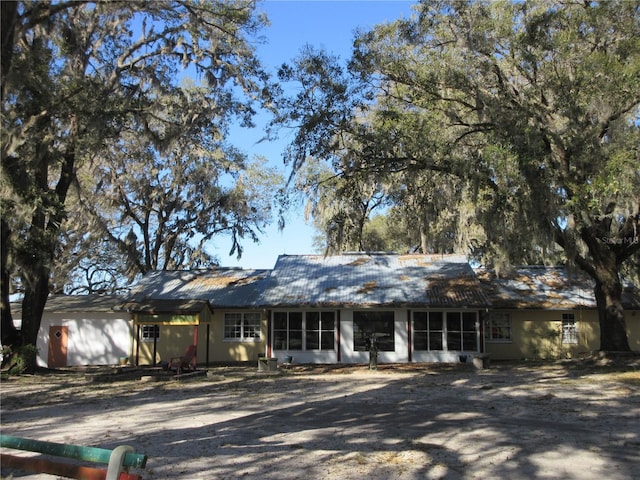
[4,345,38,375]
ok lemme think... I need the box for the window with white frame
[447,311,478,351]
[485,313,512,342]
[141,324,159,342]
[224,312,261,341]
[413,311,478,351]
[273,311,303,350]
[273,311,336,351]
[562,313,578,344]
[414,311,441,351]
[305,312,336,351]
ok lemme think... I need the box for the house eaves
[116,298,212,315]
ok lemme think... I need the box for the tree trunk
[594,278,630,352]
[15,119,78,369]
[20,274,50,348]
[420,222,429,254]
[575,219,634,353]
[0,218,19,348]
[0,2,19,354]
[1,1,18,101]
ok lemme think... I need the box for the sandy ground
[1,359,639,480]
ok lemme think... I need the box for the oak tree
[273,0,640,351]
[1,1,273,366]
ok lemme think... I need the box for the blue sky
[212,0,415,269]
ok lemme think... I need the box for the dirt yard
[1,358,639,480]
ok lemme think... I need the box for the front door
[48,326,68,368]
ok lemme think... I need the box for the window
[486,313,512,342]
[447,312,463,350]
[413,311,443,351]
[562,313,578,344]
[273,311,336,351]
[224,312,261,341]
[273,312,303,350]
[429,312,444,350]
[141,325,159,342]
[414,311,477,351]
[305,312,336,351]
[462,312,478,350]
[413,312,428,350]
[353,311,395,352]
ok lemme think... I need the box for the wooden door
[48,326,68,368]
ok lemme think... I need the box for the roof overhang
[118,299,212,319]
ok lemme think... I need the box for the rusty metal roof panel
[46,294,126,312]
[126,268,271,308]
[477,266,640,310]
[116,299,211,315]
[12,294,126,315]
[261,253,489,308]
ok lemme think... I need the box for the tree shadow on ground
[1,360,639,479]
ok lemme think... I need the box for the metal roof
[477,266,640,310]
[11,294,126,315]
[125,268,271,308]
[261,253,490,308]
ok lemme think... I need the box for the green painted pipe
[0,434,147,468]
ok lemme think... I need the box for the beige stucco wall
[132,307,639,364]
[134,309,211,366]
[207,310,267,363]
[134,309,267,365]
[486,309,640,360]
[135,323,210,366]
[625,310,640,352]
[485,309,599,360]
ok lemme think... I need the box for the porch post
[206,323,210,366]
[193,325,198,369]
[407,309,412,363]
[266,310,272,357]
[336,310,341,363]
[479,310,485,353]
[135,322,140,367]
[152,326,158,366]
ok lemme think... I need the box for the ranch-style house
[13,253,640,368]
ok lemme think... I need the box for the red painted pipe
[0,453,142,480]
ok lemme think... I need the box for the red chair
[167,344,197,374]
